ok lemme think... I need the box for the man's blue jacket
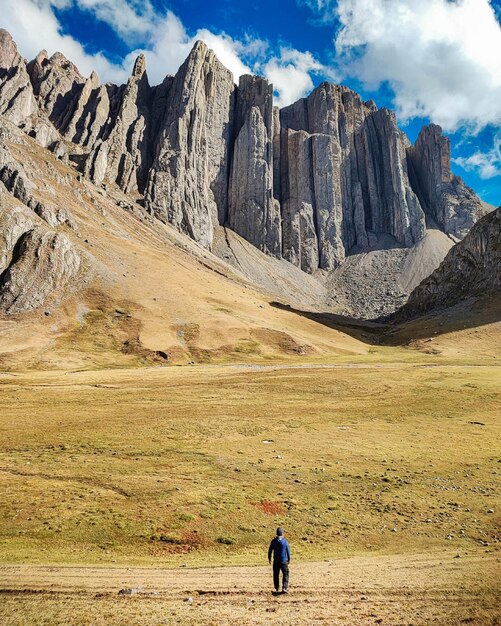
[268,536,291,563]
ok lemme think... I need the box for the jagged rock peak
[144,38,236,247]
[0,28,21,65]
[0,29,37,125]
[132,53,147,78]
[407,123,488,239]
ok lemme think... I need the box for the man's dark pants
[273,561,289,591]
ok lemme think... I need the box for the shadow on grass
[270,294,501,346]
[269,301,386,346]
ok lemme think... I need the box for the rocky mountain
[393,206,501,320]
[0,29,495,321]
[407,125,487,240]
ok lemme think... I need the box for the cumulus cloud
[300,0,501,183]
[317,0,501,133]
[264,48,327,107]
[454,131,501,179]
[0,0,129,83]
[0,0,323,107]
[69,0,157,42]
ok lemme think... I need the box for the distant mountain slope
[0,28,497,328]
[393,207,501,320]
[0,121,371,370]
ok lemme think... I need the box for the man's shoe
[282,589,288,594]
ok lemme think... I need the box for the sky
[1,0,500,205]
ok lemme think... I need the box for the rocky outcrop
[85,55,152,193]
[0,202,34,272]
[145,42,235,249]
[0,134,82,314]
[0,141,76,230]
[0,225,80,314]
[0,29,36,126]
[394,207,501,319]
[0,31,491,277]
[407,124,487,239]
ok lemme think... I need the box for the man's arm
[286,541,291,563]
[268,540,273,563]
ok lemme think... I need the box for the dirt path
[1,551,499,625]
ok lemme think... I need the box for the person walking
[268,527,290,593]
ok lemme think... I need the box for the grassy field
[0,356,499,566]
[0,349,500,624]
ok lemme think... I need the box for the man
[268,527,290,593]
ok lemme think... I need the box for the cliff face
[407,124,487,240]
[394,207,501,319]
[279,85,426,270]
[0,29,491,291]
[228,75,281,256]
[146,42,235,248]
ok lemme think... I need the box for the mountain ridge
[0,31,490,266]
[0,29,496,331]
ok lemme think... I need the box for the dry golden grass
[0,361,499,567]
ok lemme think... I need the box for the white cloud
[328,0,501,132]
[298,0,338,23]
[70,0,157,42]
[454,131,501,179]
[0,0,129,83]
[264,48,327,107]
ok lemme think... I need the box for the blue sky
[1,0,500,205]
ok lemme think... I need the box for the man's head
[276,527,283,537]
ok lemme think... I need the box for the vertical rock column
[306,84,370,256]
[145,41,235,250]
[311,133,345,268]
[407,124,486,239]
[280,84,361,270]
[228,75,281,257]
[281,130,318,272]
[362,109,425,246]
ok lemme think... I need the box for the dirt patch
[188,344,234,363]
[0,553,498,626]
[173,323,201,345]
[251,328,315,355]
[251,500,286,515]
